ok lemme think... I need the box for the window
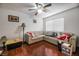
[46,18,64,32]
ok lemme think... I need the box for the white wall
[44,6,79,46]
[26,16,43,32]
[0,8,43,39]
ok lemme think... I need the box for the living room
[0,3,79,56]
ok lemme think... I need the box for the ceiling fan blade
[35,3,38,7]
[43,3,52,8]
[28,7,37,11]
[28,9,36,11]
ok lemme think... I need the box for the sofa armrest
[69,36,76,44]
[28,36,32,41]
[69,36,77,52]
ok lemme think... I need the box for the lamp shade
[21,23,26,27]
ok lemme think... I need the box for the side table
[61,43,73,56]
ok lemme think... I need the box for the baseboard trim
[27,40,44,46]
[43,40,57,46]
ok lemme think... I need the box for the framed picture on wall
[8,15,19,22]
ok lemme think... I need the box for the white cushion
[32,35,44,40]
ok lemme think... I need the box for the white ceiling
[0,3,35,13]
[40,3,79,18]
[0,3,79,18]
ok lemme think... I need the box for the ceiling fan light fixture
[29,3,52,15]
[37,9,43,14]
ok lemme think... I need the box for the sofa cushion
[46,32,57,37]
[32,35,44,40]
[46,31,53,35]
[46,34,53,37]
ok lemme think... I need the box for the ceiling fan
[28,3,52,15]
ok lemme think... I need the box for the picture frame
[8,15,19,22]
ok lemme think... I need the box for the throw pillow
[57,34,69,40]
[27,32,33,37]
[51,32,57,37]
[27,32,36,38]
[57,35,66,40]
[63,33,71,39]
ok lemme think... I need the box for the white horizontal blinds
[46,18,64,32]
[46,20,54,31]
[53,18,64,31]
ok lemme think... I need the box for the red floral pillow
[57,33,71,41]
[57,35,66,40]
[63,33,71,39]
[27,32,35,38]
[27,32,33,37]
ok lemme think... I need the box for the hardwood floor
[4,41,78,56]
